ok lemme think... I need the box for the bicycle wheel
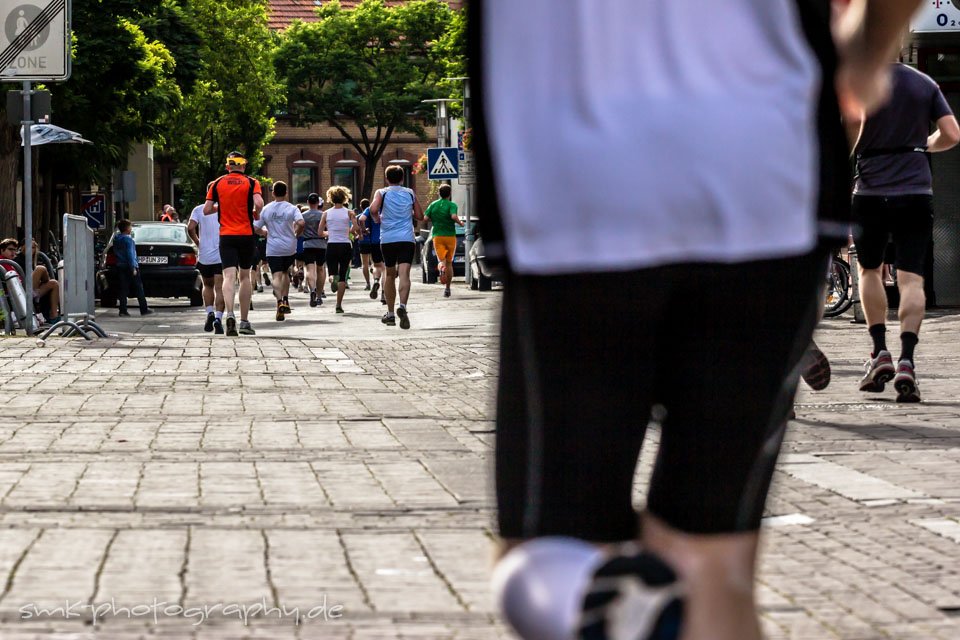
[823,258,852,317]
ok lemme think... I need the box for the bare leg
[306,263,317,291]
[214,275,224,312]
[361,253,372,286]
[202,276,215,308]
[281,270,291,300]
[384,266,398,313]
[896,270,925,334]
[858,265,888,327]
[272,272,285,304]
[222,267,238,315]
[238,269,252,322]
[397,263,412,307]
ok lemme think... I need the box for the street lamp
[421,98,457,148]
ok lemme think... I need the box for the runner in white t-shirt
[187,185,224,334]
[253,181,304,322]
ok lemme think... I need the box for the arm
[928,115,960,152]
[412,194,424,222]
[187,219,200,245]
[834,0,923,119]
[350,211,363,238]
[452,214,464,226]
[202,199,216,215]
[318,212,328,236]
[369,191,383,223]
[253,193,265,215]
[294,218,305,236]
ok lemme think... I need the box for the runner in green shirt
[424,185,463,297]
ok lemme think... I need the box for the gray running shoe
[225,316,238,337]
[859,349,895,392]
[381,313,396,326]
[894,359,921,403]
[370,280,380,299]
[397,306,410,330]
[238,320,256,335]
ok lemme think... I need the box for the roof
[268,0,464,30]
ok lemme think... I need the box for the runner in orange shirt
[203,151,264,336]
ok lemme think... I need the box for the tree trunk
[0,120,20,239]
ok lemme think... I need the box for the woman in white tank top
[318,186,362,313]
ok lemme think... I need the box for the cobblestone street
[1,281,959,638]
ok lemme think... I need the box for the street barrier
[0,259,29,334]
[40,214,107,341]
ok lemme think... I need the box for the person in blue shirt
[356,198,386,304]
[113,219,152,317]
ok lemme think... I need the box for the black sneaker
[330,279,338,294]
[204,312,215,332]
[225,316,238,337]
[397,306,410,330]
[370,280,380,300]
[577,545,684,640]
[280,299,292,314]
[800,342,830,391]
[140,309,154,316]
[382,313,396,326]
[894,359,921,403]
[443,288,451,298]
[336,306,344,314]
[276,304,285,322]
[309,291,318,307]
[381,296,387,305]
[263,273,271,286]
[118,311,130,317]
[213,318,224,335]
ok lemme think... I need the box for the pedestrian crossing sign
[427,147,459,180]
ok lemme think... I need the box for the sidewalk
[0,282,958,638]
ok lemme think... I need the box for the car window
[132,225,189,244]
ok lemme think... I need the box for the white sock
[398,303,406,310]
[205,305,214,314]
[215,311,223,320]
[491,538,604,640]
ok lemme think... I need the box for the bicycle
[823,254,853,318]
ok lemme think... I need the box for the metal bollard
[848,244,866,324]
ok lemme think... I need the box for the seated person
[14,239,60,323]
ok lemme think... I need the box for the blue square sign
[427,147,459,180]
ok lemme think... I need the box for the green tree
[160,0,279,207]
[0,0,193,238]
[274,0,456,199]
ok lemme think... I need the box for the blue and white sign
[427,147,459,180]
[80,192,104,229]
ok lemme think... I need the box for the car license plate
[453,256,465,263]
[138,256,167,265]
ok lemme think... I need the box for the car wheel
[188,290,204,307]
[477,273,492,291]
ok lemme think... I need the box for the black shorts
[380,241,415,268]
[198,263,223,278]
[852,194,933,275]
[326,242,352,281]
[267,254,296,274]
[301,247,327,266]
[219,235,257,270]
[358,243,384,263]
[496,250,828,541]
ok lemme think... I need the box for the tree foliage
[274,0,457,199]
[159,0,279,207]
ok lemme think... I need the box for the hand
[832,0,895,121]
[133,268,138,276]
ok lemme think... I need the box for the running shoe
[381,296,387,305]
[276,303,285,322]
[309,290,318,307]
[249,301,255,311]
[397,306,410,330]
[320,291,327,298]
[225,316,238,337]
[370,280,380,300]
[280,299,292,314]
[443,288,451,298]
[263,273,271,286]
[382,312,396,326]
[213,318,224,335]
[238,320,256,335]
[894,359,921,403]
[256,284,264,293]
[204,312,215,332]
[859,349,895,392]
[577,545,684,640]
[800,342,830,391]
[364,283,371,291]
[330,279,337,294]
[336,306,344,314]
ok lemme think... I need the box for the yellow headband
[227,155,247,166]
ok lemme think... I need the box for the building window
[332,164,359,206]
[387,162,413,188]
[291,165,317,205]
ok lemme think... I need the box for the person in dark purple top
[113,219,152,317]
[851,62,959,403]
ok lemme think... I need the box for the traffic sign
[457,130,475,185]
[80,192,104,229]
[0,0,71,82]
[427,147,459,180]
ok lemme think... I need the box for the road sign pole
[22,80,34,333]
[462,80,474,287]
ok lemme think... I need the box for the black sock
[900,332,918,363]
[868,324,887,356]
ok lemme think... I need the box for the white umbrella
[21,123,92,146]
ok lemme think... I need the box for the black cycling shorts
[198,263,223,278]
[358,243,384,263]
[852,194,932,276]
[219,235,257,270]
[381,241,415,268]
[496,250,827,541]
[326,242,352,282]
[301,247,327,266]
[267,254,295,275]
